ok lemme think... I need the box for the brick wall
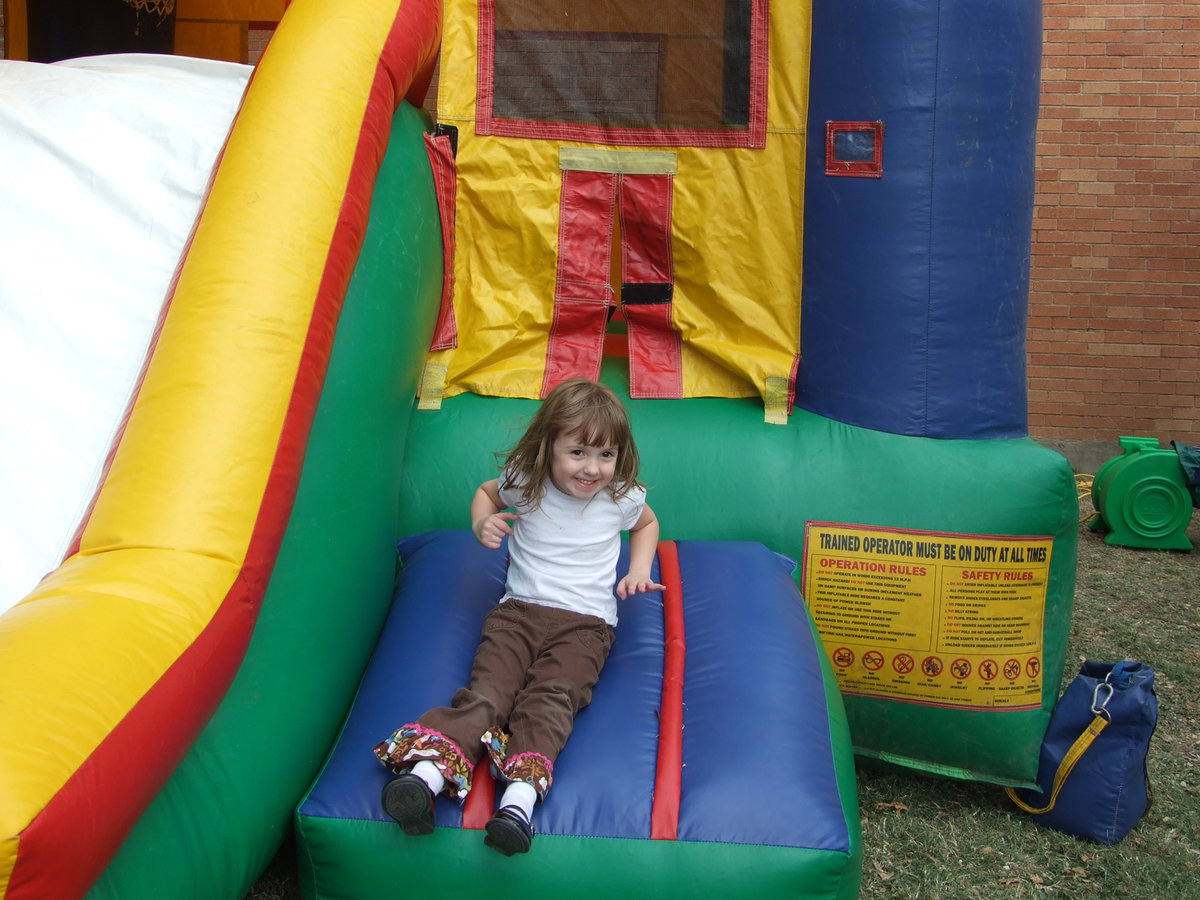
[247,21,272,65]
[1028,0,1199,443]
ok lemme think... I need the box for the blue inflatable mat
[296,531,861,899]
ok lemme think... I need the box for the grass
[248,489,1200,900]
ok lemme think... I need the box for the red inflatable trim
[650,540,684,841]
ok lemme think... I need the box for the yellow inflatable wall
[423,0,810,419]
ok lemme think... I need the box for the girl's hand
[616,571,666,600]
[474,511,520,550]
[619,504,663,599]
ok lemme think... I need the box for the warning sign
[802,522,1053,711]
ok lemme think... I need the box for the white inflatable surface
[0,54,251,613]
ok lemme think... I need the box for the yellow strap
[763,375,790,425]
[1005,715,1110,814]
[559,147,678,176]
[417,361,447,410]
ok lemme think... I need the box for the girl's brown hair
[500,378,642,510]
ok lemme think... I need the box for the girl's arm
[617,504,666,599]
[471,478,519,549]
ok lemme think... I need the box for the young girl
[373,378,663,855]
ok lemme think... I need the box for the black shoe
[484,805,534,856]
[381,774,435,835]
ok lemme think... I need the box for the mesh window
[824,121,884,178]
[479,0,765,148]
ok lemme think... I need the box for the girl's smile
[550,432,618,500]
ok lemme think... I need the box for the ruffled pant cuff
[482,728,553,800]
[373,724,473,800]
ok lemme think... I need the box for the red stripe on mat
[651,540,684,840]
[461,763,496,830]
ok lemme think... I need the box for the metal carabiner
[1092,679,1115,720]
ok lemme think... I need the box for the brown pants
[417,598,614,791]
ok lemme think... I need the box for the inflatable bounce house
[0,1,1078,898]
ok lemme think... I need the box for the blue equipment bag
[1007,659,1158,844]
[1172,440,1200,507]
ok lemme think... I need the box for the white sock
[410,760,445,796]
[499,781,537,822]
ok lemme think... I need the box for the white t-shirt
[498,474,647,626]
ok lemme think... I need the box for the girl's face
[549,431,618,500]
